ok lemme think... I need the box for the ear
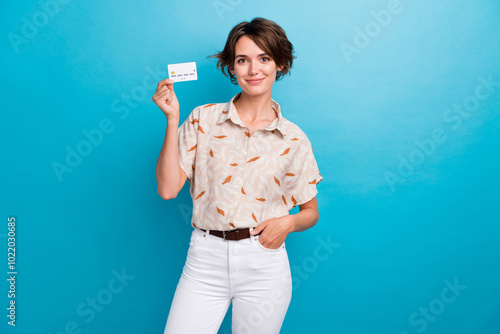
[277,64,284,72]
[229,66,235,74]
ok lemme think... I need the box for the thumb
[251,224,263,235]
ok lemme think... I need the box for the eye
[237,58,246,63]
[261,57,270,62]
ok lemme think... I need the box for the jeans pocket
[189,228,205,246]
[255,235,285,252]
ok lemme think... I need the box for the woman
[153,17,323,334]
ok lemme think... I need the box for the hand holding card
[152,78,180,120]
[152,62,197,119]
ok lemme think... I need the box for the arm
[290,196,319,233]
[152,78,186,200]
[155,118,188,200]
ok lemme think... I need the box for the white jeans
[163,227,293,334]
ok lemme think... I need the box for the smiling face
[229,35,284,98]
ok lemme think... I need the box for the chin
[242,89,269,97]
[240,84,273,96]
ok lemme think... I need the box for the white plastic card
[168,62,197,82]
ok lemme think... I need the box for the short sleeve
[283,138,323,209]
[178,106,200,184]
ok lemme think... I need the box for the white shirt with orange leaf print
[178,92,323,231]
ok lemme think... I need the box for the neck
[234,91,275,122]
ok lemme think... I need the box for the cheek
[264,65,278,75]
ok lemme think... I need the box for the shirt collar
[216,92,287,137]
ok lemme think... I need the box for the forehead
[234,35,266,56]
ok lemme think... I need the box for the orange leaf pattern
[274,176,280,186]
[217,207,225,216]
[280,148,290,156]
[176,93,323,230]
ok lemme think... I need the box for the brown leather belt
[199,228,259,241]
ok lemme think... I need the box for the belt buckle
[222,230,227,240]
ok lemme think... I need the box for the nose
[248,61,259,75]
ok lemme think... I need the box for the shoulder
[197,102,223,110]
[196,100,230,111]
[191,101,230,120]
[281,117,314,148]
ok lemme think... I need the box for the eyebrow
[235,53,269,58]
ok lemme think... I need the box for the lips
[246,78,264,84]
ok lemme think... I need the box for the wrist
[166,115,180,123]
[287,214,297,234]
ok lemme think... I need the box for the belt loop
[203,229,209,238]
[249,227,255,243]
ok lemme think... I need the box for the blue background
[2,0,500,333]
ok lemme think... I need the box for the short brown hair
[208,17,295,84]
